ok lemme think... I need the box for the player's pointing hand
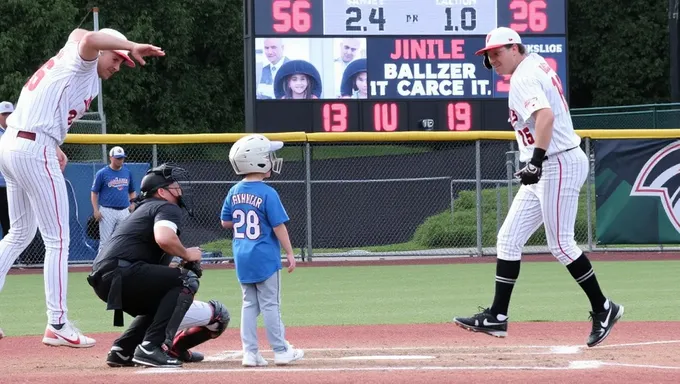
[130,43,165,66]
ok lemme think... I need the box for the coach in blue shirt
[91,146,136,254]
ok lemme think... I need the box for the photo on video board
[255,37,367,100]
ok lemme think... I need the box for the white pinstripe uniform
[0,40,99,325]
[498,50,586,265]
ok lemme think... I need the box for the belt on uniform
[102,206,128,211]
[544,146,579,161]
[17,131,36,141]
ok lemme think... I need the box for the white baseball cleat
[242,351,269,367]
[42,322,96,348]
[274,347,304,365]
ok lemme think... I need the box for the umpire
[88,163,203,368]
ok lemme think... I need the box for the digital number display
[245,0,568,133]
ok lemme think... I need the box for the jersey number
[518,127,535,146]
[25,58,56,91]
[552,75,569,112]
[233,210,261,240]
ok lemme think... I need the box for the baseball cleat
[168,348,204,363]
[587,300,624,347]
[0,327,4,340]
[453,307,508,338]
[274,347,304,365]
[132,344,182,368]
[242,351,269,367]
[106,345,135,367]
[42,322,96,348]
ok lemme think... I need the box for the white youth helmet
[229,134,284,175]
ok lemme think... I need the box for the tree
[568,0,671,107]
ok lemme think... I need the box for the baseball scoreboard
[243,0,568,133]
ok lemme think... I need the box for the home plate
[341,355,436,361]
[550,346,581,354]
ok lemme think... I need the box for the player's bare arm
[273,224,296,272]
[56,146,68,171]
[154,225,201,262]
[221,220,233,229]
[74,29,164,65]
[532,108,555,152]
[90,192,102,221]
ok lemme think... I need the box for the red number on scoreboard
[447,102,472,131]
[322,103,348,132]
[373,103,399,132]
[509,0,547,32]
[272,0,312,33]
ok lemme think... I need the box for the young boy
[221,134,304,367]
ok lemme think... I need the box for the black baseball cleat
[132,344,183,368]
[587,300,624,347]
[106,346,134,368]
[453,307,508,338]
[168,348,205,363]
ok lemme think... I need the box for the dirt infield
[1,322,679,383]
[7,251,680,275]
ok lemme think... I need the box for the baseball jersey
[508,53,581,162]
[221,181,289,284]
[91,198,185,272]
[6,40,99,145]
[91,165,135,209]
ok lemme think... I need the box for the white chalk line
[206,339,680,355]
[135,363,601,374]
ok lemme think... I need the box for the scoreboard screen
[243,0,568,133]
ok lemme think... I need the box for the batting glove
[514,148,546,185]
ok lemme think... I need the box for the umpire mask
[140,163,195,216]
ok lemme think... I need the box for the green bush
[413,185,595,248]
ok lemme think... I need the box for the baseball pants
[0,130,70,325]
[97,206,130,255]
[497,147,589,265]
[241,270,287,353]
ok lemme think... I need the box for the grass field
[0,260,677,337]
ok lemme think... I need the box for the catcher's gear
[169,300,230,359]
[182,260,203,278]
[229,134,284,175]
[86,215,100,240]
[138,163,194,216]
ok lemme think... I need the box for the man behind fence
[91,146,136,255]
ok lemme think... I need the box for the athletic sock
[567,253,607,313]
[489,259,521,319]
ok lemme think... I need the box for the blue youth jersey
[91,165,135,209]
[221,181,289,284]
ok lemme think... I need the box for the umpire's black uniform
[87,163,199,368]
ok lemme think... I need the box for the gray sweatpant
[97,206,129,255]
[240,270,287,353]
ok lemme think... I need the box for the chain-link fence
[11,135,610,266]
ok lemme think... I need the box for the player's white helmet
[229,134,284,175]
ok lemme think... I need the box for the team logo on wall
[631,140,680,233]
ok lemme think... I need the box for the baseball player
[0,27,164,346]
[453,27,624,347]
[223,134,304,366]
[91,146,136,255]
